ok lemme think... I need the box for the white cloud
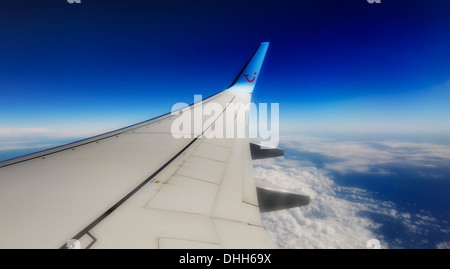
[0,125,119,140]
[0,128,60,152]
[436,242,450,249]
[0,128,52,138]
[280,135,450,175]
[0,126,116,152]
[0,141,57,152]
[255,136,450,248]
[255,158,385,249]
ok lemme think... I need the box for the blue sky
[1,0,450,147]
[1,0,450,250]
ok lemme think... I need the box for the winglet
[226,42,269,93]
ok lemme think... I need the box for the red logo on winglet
[244,72,257,83]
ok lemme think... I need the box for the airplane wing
[0,42,308,249]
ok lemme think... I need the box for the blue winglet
[226,42,269,94]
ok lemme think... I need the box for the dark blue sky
[1,0,449,142]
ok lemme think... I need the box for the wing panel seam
[59,95,236,248]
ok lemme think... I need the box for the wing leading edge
[0,42,305,249]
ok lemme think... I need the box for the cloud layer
[281,135,450,175]
[255,158,384,248]
[255,136,450,249]
[0,127,118,154]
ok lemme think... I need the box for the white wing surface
[0,42,279,249]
